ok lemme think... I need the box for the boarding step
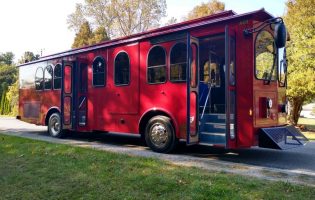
[199,132,226,144]
[200,113,234,123]
[200,122,226,133]
[259,125,309,150]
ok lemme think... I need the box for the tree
[18,51,40,64]
[186,0,225,20]
[88,26,110,45]
[0,52,14,65]
[164,17,177,26]
[284,0,315,125]
[6,80,19,116]
[67,0,167,38]
[72,22,110,49]
[72,21,93,48]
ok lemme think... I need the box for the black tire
[145,116,178,153]
[48,113,65,138]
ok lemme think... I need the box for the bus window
[170,42,187,82]
[44,65,53,90]
[54,64,62,90]
[93,56,106,87]
[35,67,44,90]
[115,52,130,86]
[255,30,276,80]
[147,46,166,84]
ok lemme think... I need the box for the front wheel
[48,113,65,138]
[145,116,177,153]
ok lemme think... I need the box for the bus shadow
[35,130,315,172]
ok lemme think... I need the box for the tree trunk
[289,97,304,125]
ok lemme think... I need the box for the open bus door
[198,26,236,148]
[75,59,88,130]
[187,35,199,144]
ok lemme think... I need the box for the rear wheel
[48,113,65,138]
[145,116,177,153]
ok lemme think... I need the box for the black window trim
[114,50,131,87]
[35,67,44,91]
[44,65,53,91]
[92,55,106,87]
[53,63,62,90]
[147,45,167,85]
[254,29,277,82]
[169,41,187,83]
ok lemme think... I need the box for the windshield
[255,30,276,80]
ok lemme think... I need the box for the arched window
[35,67,44,90]
[44,65,53,90]
[93,56,105,86]
[170,42,187,82]
[54,64,62,89]
[115,52,130,85]
[147,46,166,84]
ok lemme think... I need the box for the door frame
[186,33,200,144]
[224,25,237,148]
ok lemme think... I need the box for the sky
[0,0,286,62]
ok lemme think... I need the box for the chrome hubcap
[150,123,168,147]
[49,116,60,136]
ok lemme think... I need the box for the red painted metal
[18,9,287,150]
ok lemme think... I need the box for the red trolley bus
[18,9,307,153]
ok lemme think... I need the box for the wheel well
[139,110,175,139]
[45,108,60,126]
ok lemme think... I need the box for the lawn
[0,134,314,200]
[298,117,315,140]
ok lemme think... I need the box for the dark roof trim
[19,9,273,67]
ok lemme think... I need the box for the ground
[0,117,315,187]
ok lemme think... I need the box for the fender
[139,107,180,138]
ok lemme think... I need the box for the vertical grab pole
[225,25,230,148]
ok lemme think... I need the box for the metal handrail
[200,83,213,119]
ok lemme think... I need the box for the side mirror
[274,23,287,48]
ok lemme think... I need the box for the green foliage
[1,135,315,199]
[0,87,10,115]
[72,21,93,48]
[0,52,14,65]
[72,22,110,49]
[6,80,19,116]
[164,17,177,26]
[284,0,315,124]
[0,65,17,94]
[186,0,225,20]
[67,0,167,38]
[18,51,40,64]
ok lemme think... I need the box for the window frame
[254,30,277,81]
[146,45,167,85]
[35,67,44,91]
[53,63,62,90]
[92,56,106,87]
[114,51,130,86]
[44,65,53,90]
[169,41,187,83]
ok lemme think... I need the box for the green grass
[298,118,315,140]
[0,134,314,200]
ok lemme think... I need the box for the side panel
[139,40,187,139]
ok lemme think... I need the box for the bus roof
[18,8,273,67]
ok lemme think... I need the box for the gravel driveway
[0,117,314,186]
